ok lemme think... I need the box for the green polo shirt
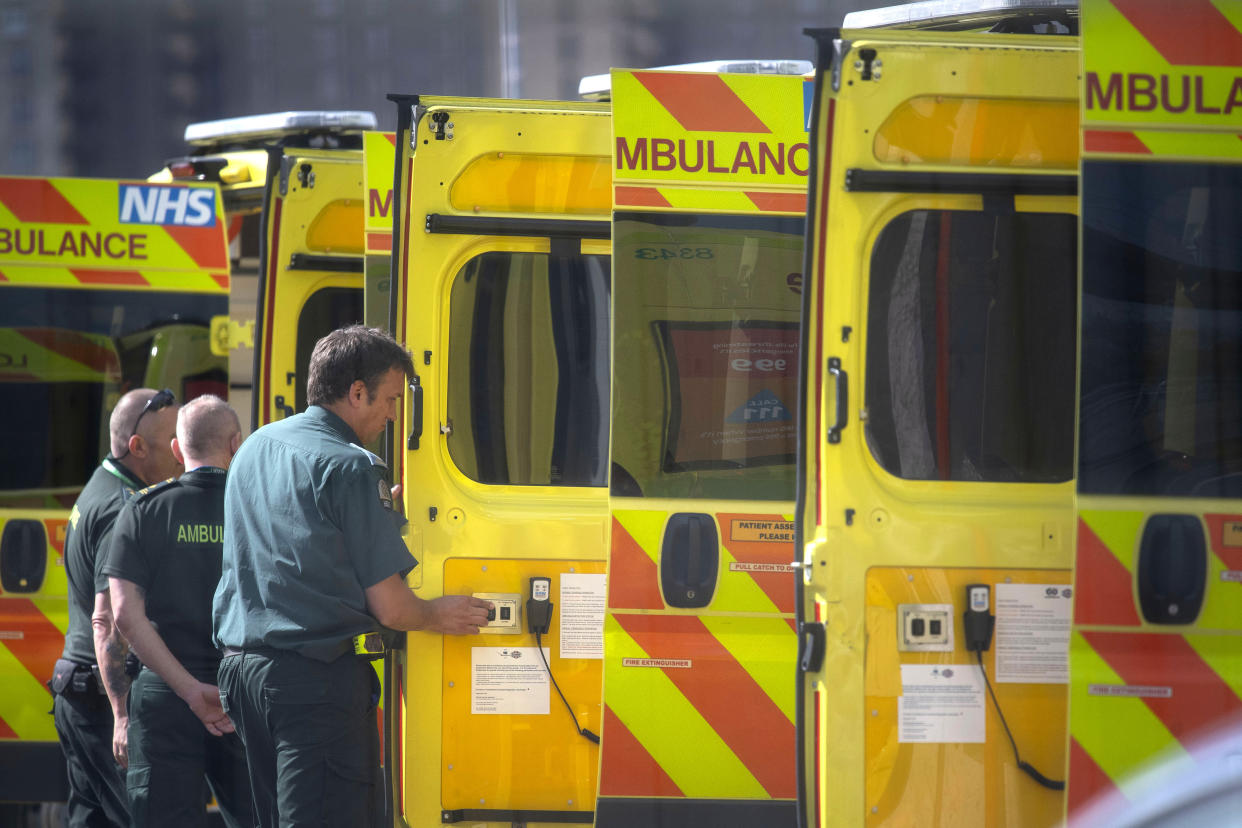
[60,457,146,666]
[100,467,227,682]
[212,405,415,663]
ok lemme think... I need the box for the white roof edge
[578,59,814,101]
[843,0,1077,30]
[184,111,379,145]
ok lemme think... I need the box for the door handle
[661,513,719,609]
[407,377,423,450]
[827,357,848,444]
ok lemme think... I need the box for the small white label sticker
[471,647,549,715]
[898,664,986,744]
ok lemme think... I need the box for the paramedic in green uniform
[213,325,491,828]
[52,387,181,828]
[103,395,253,828]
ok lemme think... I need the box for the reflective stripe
[1069,631,1188,798]
[602,614,767,799]
[1074,513,1142,626]
[604,510,796,802]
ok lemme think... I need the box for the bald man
[103,395,252,828]
[52,387,182,828]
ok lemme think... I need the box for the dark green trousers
[218,648,380,828]
[126,668,253,828]
[52,687,128,828]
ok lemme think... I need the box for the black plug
[963,583,994,653]
[527,576,552,635]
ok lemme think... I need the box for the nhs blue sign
[119,185,217,227]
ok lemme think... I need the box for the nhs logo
[119,185,216,227]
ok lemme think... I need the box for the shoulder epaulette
[130,476,179,503]
[348,443,388,469]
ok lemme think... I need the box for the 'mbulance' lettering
[0,228,148,259]
[616,137,809,177]
[1086,71,1242,115]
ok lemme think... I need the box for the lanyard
[101,457,142,489]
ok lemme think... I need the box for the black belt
[220,646,284,658]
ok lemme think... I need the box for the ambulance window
[611,212,805,501]
[294,287,364,412]
[865,209,1076,483]
[446,250,611,487]
[0,287,226,500]
[1079,160,1242,497]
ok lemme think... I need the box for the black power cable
[535,630,599,744]
[974,650,1064,791]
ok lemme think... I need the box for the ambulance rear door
[797,10,1080,827]
[600,68,809,828]
[1068,2,1242,822]
[387,94,611,828]
[254,143,368,429]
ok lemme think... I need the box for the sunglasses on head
[116,388,176,459]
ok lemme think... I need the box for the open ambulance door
[599,67,808,827]
[253,143,367,429]
[1067,2,1242,823]
[796,12,1080,828]
[385,93,611,827]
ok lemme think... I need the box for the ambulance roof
[184,111,378,147]
[843,0,1076,31]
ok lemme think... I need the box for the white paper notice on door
[898,664,986,744]
[471,647,549,715]
[994,583,1071,684]
[560,573,607,659]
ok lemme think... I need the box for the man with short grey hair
[52,387,182,828]
[104,395,252,828]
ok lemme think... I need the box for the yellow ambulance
[152,110,384,434]
[0,111,384,816]
[377,61,810,828]
[795,1,1241,826]
[0,174,230,807]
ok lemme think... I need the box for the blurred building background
[1,0,866,178]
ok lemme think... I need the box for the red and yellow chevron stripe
[0,264,228,292]
[0,516,69,743]
[1069,508,1242,822]
[1076,511,1242,631]
[1083,129,1242,159]
[602,509,796,807]
[0,176,229,289]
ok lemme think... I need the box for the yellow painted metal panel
[864,568,1070,828]
[440,558,603,811]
